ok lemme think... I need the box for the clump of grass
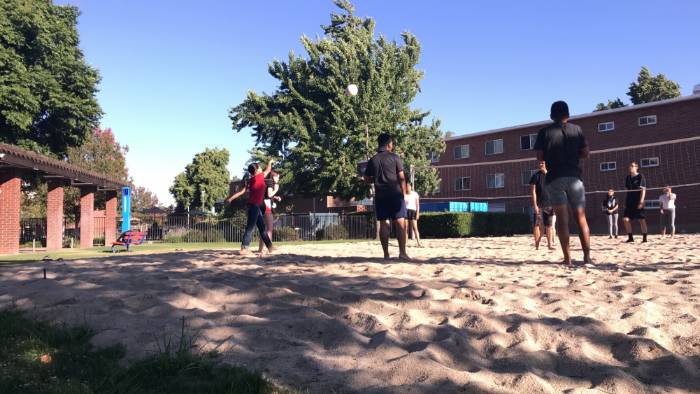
[0,310,294,394]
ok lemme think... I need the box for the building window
[640,157,659,168]
[644,200,661,210]
[520,134,537,150]
[429,152,440,162]
[598,121,615,132]
[600,161,617,172]
[487,173,505,189]
[454,177,471,191]
[522,169,538,185]
[638,115,657,126]
[453,144,469,160]
[485,139,504,155]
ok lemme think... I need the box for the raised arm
[268,183,280,199]
[227,184,247,203]
[262,159,274,177]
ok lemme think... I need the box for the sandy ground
[1,235,699,393]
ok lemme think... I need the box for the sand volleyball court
[1,235,699,393]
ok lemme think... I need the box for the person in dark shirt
[622,161,648,242]
[364,133,409,260]
[534,101,592,266]
[602,189,619,239]
[529,160,555,250]
[227,159,275,255]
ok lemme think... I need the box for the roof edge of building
[445,93,700,142]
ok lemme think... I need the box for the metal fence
[20,213,376,247]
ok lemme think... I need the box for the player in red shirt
[227,159,275,254]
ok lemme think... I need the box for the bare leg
[552,205,571,265]
[533,224,542,250]
[640,219,648,235]
[411,220,423,247]
[573,207,592,264]
[623,217,632,241]
[395,218,409,259]
[661,214,667,238]
[379,220,391,259]
[546,225,555,250]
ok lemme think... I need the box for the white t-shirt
[405,191,419,211]
[658,193,676,209]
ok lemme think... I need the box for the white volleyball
[346,84,358,96]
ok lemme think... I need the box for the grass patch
[0,239,370,264]
[0,309,293,393]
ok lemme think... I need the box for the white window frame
[644,200,661,210]
[430,152,440,163]
[485,139,504,156]
[520,134,537,150]
[599,161,617,172]
[638,115,657,126]
[487,173,505,189]
[522,169,538,186]
[453,144,470,160]
[598,121,615,133]
[454,176,471,191]
[640,157,659,168]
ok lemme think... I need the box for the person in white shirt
[404,183,423,247]
[658,186,677,238]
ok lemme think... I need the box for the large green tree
[229,0,444,199]
[0,0,102,157]
[169,148,231,213]
[627,66,681,105]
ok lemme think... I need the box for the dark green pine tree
[229,0,445,200]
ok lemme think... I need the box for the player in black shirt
[529,161,555,250]
[622,161,648,242]
[364,133,409,260]
[534,101,592,266]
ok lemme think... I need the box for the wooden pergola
[0,143,127,255]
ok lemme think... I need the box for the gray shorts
[546,177,586,209]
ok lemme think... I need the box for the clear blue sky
[57,0,700,206]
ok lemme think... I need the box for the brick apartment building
[426,92,700,233]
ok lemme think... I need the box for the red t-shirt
[247,173,266,205]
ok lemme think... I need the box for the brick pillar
[46,179,64,251]
[79,186,96,248]
[0,169,21,255]
[104,190,117,245]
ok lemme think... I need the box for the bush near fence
[418,212,530,238]
[316,224,349,240]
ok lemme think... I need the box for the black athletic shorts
[406,209,417,221]
[533,207,554,227]
[623,205,645,220]
[375,193,407,221]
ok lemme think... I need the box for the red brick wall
[105,190,117,244]
[0,169,21,254]
[46,180,64,251]
[79,187,95,248]
[427,96,700,234]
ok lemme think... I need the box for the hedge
[316,224,349,240]
[418,212,530,238]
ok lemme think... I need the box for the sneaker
[608,235,613,239]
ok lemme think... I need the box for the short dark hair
[629,161,638,167]
[550,101,570,122]
[247,163,259,174]
[377,133,393,148]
